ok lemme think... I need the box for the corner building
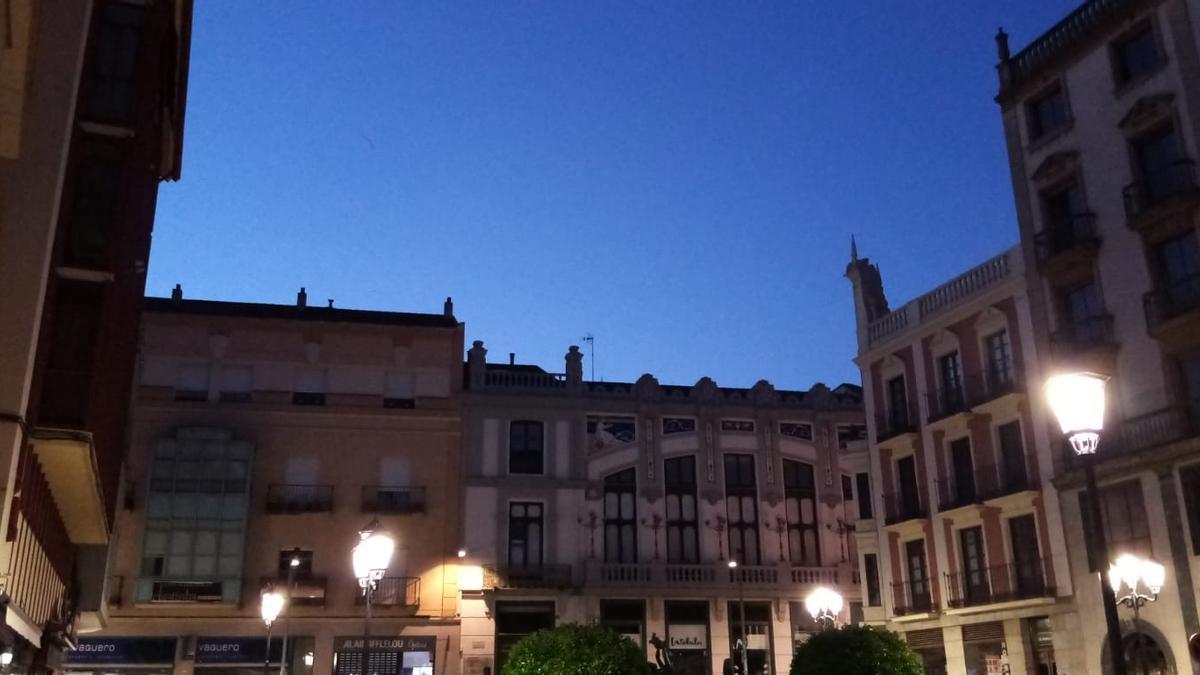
[998,0,1200,671]
[847,245,1077,674]
[457,343,867,675]
[74,292,464,675]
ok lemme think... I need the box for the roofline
[144,296,460,329]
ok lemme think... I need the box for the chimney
[171,283,183,301]
[509,353,515,366]
[327,299,334,308]
[297,287,307,307]
[565,345,583,392]
[444,296,454,318]
[467,340,487,389]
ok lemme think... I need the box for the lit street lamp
[728,560,748,675]
[804,587,843,630]
[260,588,285,675]
[279,549,302,675]
[1045,372,1127,675]
[353,518,395,675]
[1110,554,1165,675]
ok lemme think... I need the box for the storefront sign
[747,634,768,650]
[667,625,707,650]
[333,636,437,653]
[66,638,177,665]
[195,637,283,664]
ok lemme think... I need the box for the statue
[650,632,674,674]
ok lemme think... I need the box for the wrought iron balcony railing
[266,484,333,513]
[1123,159,1199,220]
[361,485,426,514]
[1034,213,1099,262]
[945,559,1052,608]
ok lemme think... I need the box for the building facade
[998,0,1200,671]
[73,293,464,675]
[0,1,192,671]
[847,244,1078,674]
[457,342,866,675]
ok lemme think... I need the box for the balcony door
[508,502,543,570]
[1009,514,1044,597]
[897,455,920,518]
[905,539,931,612]
[950,438,976,505]
[997,421,1029,491]
[1135,124,1182,194]
[959,527,988,605]
[886,375,909,428]
[939,351,964,411]
[1155,233,1200,313]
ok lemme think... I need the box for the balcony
[361,485,425,514]
[583,560,843,590]
[976,460,1037,502]
[1123,159,1200,230]
[875,412,917,444]
[261,575,327,606]
[1051,313,1116,356]
[266,484,333,514]
[354,576,419,607]
[945,559,1052,609]
[484,565,575,590]
[1063,400,1199,470]
[148,579,226,603]
[926,382,969,424]
[1034,213,1100,277]
[935,475,980,513]
[891,580,933,616]
[882,491,927,526]
[1145,272,1200,349]
[28,427,108,544]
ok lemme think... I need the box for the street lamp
[260,588,285,675]
[1045,372,1127,675]
[728,560,748,675]
[804,587,843,630]
[1110,554,1165,675]
[353,518,395,675]
[279,549,302,675]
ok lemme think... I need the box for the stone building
[997,0,1200,670]
[456,342,866,675]
[70,292,463,675]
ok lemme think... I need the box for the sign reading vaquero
[333,636,437,652]
[195,637,284,664]
[66,638,177,665]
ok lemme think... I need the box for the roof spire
[850,234,859,262]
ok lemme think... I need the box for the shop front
[64,637,177,675]
[665,601,711,675]
[193,636,290,675]
[332,635,435,675]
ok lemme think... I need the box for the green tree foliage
[501,623,652,675]
[790,625,924,675]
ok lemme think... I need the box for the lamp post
[279,549,302,675]
[728,560,748,675]
[260,588,285,675]
[1109,554,1165,675]
[1045,373,1127,675]
[804,587,843,631]
[353,518,395,675]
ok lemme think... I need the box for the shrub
[501,623,652,675]
[790,625,924,675]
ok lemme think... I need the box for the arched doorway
[1100,621,1178,675]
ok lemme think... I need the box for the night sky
[149,1,1080,390]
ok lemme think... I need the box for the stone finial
[565,345,584,390]
[297,287,307,307]
[995,27,1010,62]
[634,373,661,399]
[467,340,487,389]
[444,296,454,318]
[171,283,183,301]
[850,235,858,262]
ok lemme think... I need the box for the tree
[502,624,652,675]
[790,625,924,675]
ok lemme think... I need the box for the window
[856,472,873,519]
[604,469,637,563]
[836,424,867,449]
[139,429,252,603]
[725,454,760,565]
[600,600,645,646]
[997,421,1029,491]
[1025,617,1058,675]
[1156,232,1200,286]
[1061,281,1107,344]
[886,375,909,428]
[508,502,543,569]
[277,549,313,577]
[85,2,146,123]
[949,437,976,506]
[38,282,103,425]
[1010,514,1045,596]
[1079,480,1151,571]
[218,366,253,403]
[905,539,931,612]
[508,421,544,475]
[864,553,881,607]
[984,330,1013,393]
[959,527,988,605]
[65,140,124,266]
[1042,180,1085,229]
[1134,124,1185,203]
[1027,84,1070,140]
[937,351,964,414]
[176,363,209,402]
[841,474,853,500]
[783,460,819,566]
[292,368,326,406]
[495,602,554,674]
[897,455,921,518]
[664,456,699,564]
[1112,22,1161,86]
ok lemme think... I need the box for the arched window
[604,468,637,563]
[1122,632,1173,675]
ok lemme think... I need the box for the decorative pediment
[751,379,778,405]
[634,373,661,399]
[930,328,958,351]
[880,353,905,375]
[974,305,1008,332]
[1030,150,1080,184]
[1118,93,1175,133]
[691,376,719,402]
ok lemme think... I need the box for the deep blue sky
[150,2,1079,391]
